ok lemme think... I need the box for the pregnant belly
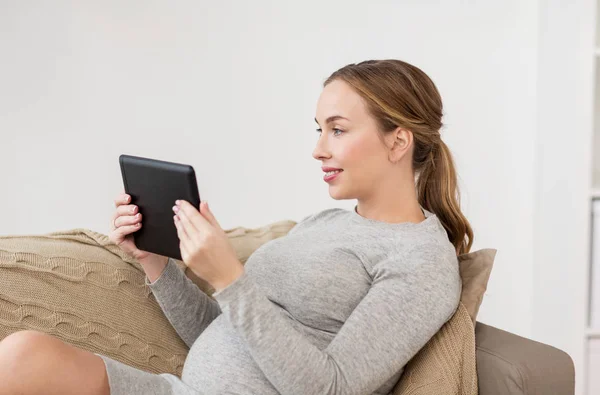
[181,314,280,395]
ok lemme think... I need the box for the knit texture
[393,302,477,394]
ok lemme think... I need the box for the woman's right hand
[109,191,157,261]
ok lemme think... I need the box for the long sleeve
[211,244,462,395]
[145,257,222,348]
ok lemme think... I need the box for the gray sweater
[97,205,461,395]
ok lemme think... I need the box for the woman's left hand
[173,199,244,292]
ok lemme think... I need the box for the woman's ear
[388,127,412,163]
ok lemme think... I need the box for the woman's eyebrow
[314,115,350,125]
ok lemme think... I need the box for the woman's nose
[312,135,330,160]
[312,145,330,161]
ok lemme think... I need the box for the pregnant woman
[0,59,473,395]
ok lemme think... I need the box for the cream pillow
[458,249,497,324]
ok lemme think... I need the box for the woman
[0,59,473,395]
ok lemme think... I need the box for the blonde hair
[324,59,473,255]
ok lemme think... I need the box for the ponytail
[416,140,473,255]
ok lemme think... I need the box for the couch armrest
[475,321,575,395]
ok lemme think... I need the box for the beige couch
[0,223,575,394]
[474,321,574,394]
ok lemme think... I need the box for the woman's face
[313,79,399,201]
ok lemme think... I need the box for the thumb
[201,201,221,229]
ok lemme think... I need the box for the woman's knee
[0,330,58,368]
[0,330,110,395]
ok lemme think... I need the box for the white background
[0,1,593,393]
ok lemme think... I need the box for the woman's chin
[328,186,347,200]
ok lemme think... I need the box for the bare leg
[0,330,110,395]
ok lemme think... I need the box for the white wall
[534,1,595,393]
[0,1,590,392]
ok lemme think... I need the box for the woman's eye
[315,128,344,136]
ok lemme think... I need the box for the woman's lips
[324,170,343,182]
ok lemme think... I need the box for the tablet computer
[119,154,201,261]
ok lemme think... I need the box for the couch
[474,320,574,394]
[0,222,575,395]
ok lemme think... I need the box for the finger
[114,193,131,208]
[113,212,141,229]
[176,200,208,231]
[174,214,192,244]
[175,211,200,251]
[122,222,142,234]
[118,204,138,216]
[175,203,201,236]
